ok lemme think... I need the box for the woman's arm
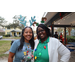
[8,40,18,62]
[8,52,15,62]
[58,41,71,62]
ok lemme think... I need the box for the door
[14,32,16,36]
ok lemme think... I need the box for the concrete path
[0,57,8,62]
[4,50,9,54]
[0,39,15,41]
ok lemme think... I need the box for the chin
[40,37,45,40]
[27,39,31,41]
[40,36,47,40]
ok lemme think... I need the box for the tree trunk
[67,28,72,36]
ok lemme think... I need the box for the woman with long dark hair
[8,26,35,62]
[34,24,70,62]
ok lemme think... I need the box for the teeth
[27,36,30,37]
[40,34,43,36]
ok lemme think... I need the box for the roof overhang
[54,12,75,27]
[44,12,58,25]
[44,12,72,27]
[10,30,21,32]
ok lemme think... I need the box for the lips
[26,36,32,40]
[27,36,31,38]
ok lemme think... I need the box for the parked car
[0,36,3,39]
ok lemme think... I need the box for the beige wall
[5,27,22,35]
[12,32,14,36]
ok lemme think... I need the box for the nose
[27,32,31,35]
[39,31,42,34]
[38,31,42,34]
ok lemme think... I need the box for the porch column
[52,24,54,37]
[64,27,66,45]
[16,32,17,36]
[10,32,12,36]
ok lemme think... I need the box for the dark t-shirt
[54,34,58,38]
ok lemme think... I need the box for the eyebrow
[25,31,32,32]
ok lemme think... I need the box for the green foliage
[66,35,75,43]
[0,16,7,26]
[3,34,10,37]
[0,16,4,23]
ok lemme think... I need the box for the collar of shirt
[39,37,49,43]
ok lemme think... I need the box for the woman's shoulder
[49,37,62,46]
[34,39,39,43]
[50,37,58,40]
[12,39,20,45]
[49,37,59,42]
[11,39,20,47]
[34,39,39,41]
[14,39,20,43]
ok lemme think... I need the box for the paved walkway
[0,57,8,62]
[69,51,75,62]
[4,50,9,54]
[0,39,15,41]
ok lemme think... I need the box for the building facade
[5,27,22,37]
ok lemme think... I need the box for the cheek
[23,34,27,38]
[23,34,26,37]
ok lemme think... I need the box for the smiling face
[23,28,32,43]
[37,27,48,42]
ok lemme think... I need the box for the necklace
[34,43,48,60]
[34,37,49,61]
[25,43,30,48]
[21,42,34,62]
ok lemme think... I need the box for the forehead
[24,28,32,31]
[38,27,44,30]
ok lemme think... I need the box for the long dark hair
[36,24,51,39]
[18,27,35,51]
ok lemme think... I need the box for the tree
[12,15,24,29]
[4,15,25,29]
[0,16,4,24]
[0,16,7,27]
[66,27,72,36]
[57,28,63,33]
[73,28,75,30]
[13,15,19,24]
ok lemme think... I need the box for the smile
[27,36,31,38]
[40,34,44,37]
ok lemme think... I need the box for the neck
[41,36,48,43]
[25,40,29,43]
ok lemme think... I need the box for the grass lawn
[3,36,21,39]
[0,40,11,57]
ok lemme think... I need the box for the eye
[29,32,32,34]
[25,32,28,33]
[38,30,44,33]
[25,32,32,34]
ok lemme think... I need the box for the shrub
[3,34,10,37]
[66,35,75,43]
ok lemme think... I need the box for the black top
[54,34,58,38]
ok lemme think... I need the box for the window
[7,32,10,34]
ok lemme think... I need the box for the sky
[0,12,45,24]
